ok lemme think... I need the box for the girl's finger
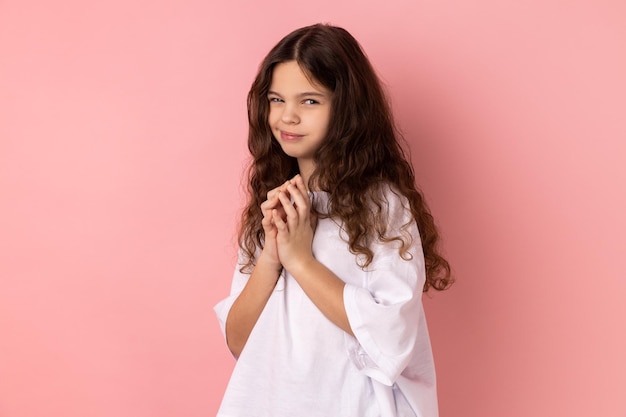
[309,210,318,231]
[277,191,298,222]
[262,188,288,215]
[262,209,276,228]
[261,196,277,212]
[272,209,288,232]
[294,174,309,195]
[293,175,311,210]
[287,183,310,219]
[267,180,292,200]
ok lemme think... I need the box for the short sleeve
[343,189,426,386]
[213,250,251,339]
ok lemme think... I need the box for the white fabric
[214,189,438,417]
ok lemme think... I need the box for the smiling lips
[280,131,303,142]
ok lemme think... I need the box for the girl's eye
[303,99,319,105]
[268,97,283,103]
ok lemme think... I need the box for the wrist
[284,254,317,278]
[256,251,283,274]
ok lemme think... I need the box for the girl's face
[267,61,332,175]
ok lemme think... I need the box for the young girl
[214,23,452,417]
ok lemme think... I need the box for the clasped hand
[260,174,317,274]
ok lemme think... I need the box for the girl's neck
[297,159,317,191]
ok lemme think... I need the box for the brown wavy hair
[238,23,452,292]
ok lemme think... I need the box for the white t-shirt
[214,189,438,417]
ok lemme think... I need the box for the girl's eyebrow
[267,90,328,98]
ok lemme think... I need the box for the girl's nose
[281,104,300,124]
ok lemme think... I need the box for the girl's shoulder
[373,182,412,217]
[309,190,331,215]
[367,183,421,259]
[317,182,414,227]
[364,182,416,236]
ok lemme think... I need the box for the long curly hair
[238,23,452,292]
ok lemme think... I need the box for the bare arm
[285,256,355,337]
[225,254,282,358]
[224,181,292,358]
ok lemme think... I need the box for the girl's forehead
[270,61,329,94]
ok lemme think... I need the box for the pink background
[1,1,624,416]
